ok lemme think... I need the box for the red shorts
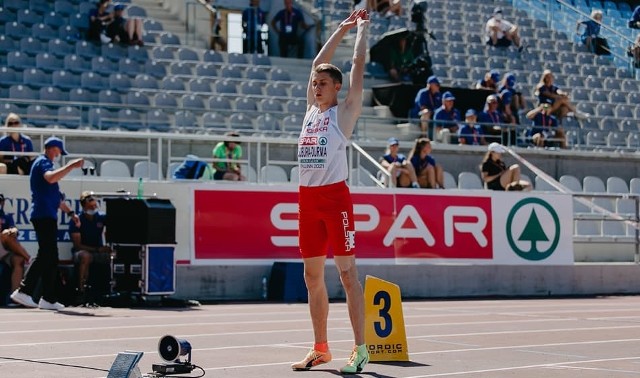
[298,181,356,258]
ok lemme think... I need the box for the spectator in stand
[388,35,414,82]
[475,69,500,93]
[0,194,30,294]
[363,0,402,16]
[106,4,144,46]
[534,69,587,120]
[485,7,523,52]
[629,5,640,29]
[242,0,268,54]
[526,103,566,149]
[87,0,113,43]
[433,91,460,143]
[408,137,445,189]
[379,137,420,188]
[498,72,526,125]
[629,34,640,68]
[0,113,34,175]
[411,75,442,138]
[69,191,112,304]
[271,0,312,58]
[458,109,487,146]
[212,131,245,181]
[207,0,227,51]
[477,94,504,144]
[480,142,530,191]
[577,10,608,54]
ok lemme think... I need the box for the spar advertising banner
[193,186,574,265]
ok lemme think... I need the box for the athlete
[291,9,370,374]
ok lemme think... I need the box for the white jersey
[297,105,349,187]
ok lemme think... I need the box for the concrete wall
[174,263,640,301]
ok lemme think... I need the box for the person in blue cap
[379,137,420,188]
[433,91,460,143]
[10,137,84,311]
[498,72,525,125]
[411,75,442,138]
[458,109,486,146]
[476,69,500,93]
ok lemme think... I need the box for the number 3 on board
[364,275,410,362]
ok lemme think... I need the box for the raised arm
[306,10,367,107]
[338,10,369,138]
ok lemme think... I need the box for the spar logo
[506,198,560,261]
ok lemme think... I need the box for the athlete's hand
[340,9,368,30]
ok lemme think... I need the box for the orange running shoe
[291,349,332,371]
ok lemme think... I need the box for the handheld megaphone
[158,335,192,363]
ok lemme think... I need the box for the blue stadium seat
[285,99,306,114]
[599,117,619,132]
[47,38,74,57]
[91,56,118,75]
[146,109,171,131]
[52,69,80,90]
[30,23,57,44]
[0,35,16,55]
[80,71,106,91]
[143,61,167,78]
[18,38,41,58]
[615,104,634,118]
[239,81,263,96]
[134,74,159,90]
[6,22,31,40]
[98,89,123,105]
[220,65,243,79]
[228,53,248,65]
[282,114,301,132]
[194,62,217,77]
[117,108,144,131]
[208,96,231,110]
[63,54,91,73]
[169,62,192,76]
[214,80,236,94]
[152,46,175,60]
[23,68,50,88]
[595,103,615,117]
[101,43,127,61]
[58,25,80,41]
[0,8,16,24]
[608,90,626,104]
[202,50,224,64]
[54,0,75,16]
[175,110,197,129]
[0,67,21,87]
[181,94,206,110]
[108,73,131,92]
[202,111,226,129]
[158,32,180,45]
[245,67,268,80]
[251,54,271,66]
[68,87,96,103]
[228,113,254,130]
[126,91,151,106]
[35,52,63,72]
[75,40,99,59]
[235,98,258,112]
[57,105,81,128]
[290,83,306,98]
[143,19,163,32]
[260,98,284,113]
[153,92,177,108]
[88,107,115,129]
[265,82,288,97]
[160,77,185,91]
[188,78,213,93]
[69,12,89,32]
[270,67,290,81]
[125,5,147,17]
[177,48,199,61]
[256,114,281,132]
[39,86,67,102]
[26,104,54,127]
[118,58,141,75]
[128,45,148,62]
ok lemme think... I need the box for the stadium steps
[130,0,199,48]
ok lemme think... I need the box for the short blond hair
[4,113,21,127]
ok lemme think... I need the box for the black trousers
[21,217,59,303]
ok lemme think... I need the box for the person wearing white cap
[379,137,420,188]
[10,137,84,311]
[480,142,530,191]
[485,7,523,51]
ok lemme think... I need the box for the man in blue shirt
[433,91,460,143]
[10,137,83,310]
[411,75,442,138]
[0,194,31,293]
[69,191,111,302]
[271,0,311,58]
[0,113,34,175]
[242,0,268,54]
[458,109,486,146]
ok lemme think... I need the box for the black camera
[410,1,428,31]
